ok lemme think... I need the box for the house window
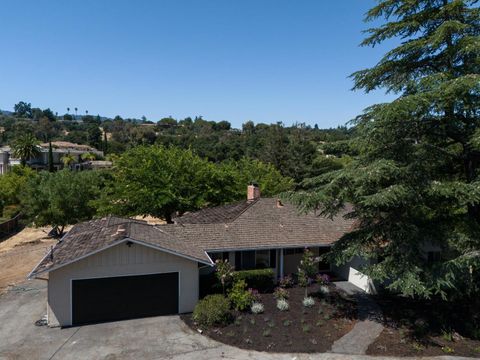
[241,251,256,270]
[284,248,304,255]
[255,250,270,269]
[234,250,277,270]
[269,249,276,268]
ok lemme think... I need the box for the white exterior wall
[332,256,376,294]
[47,242,199,327]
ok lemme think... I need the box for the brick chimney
[247,184,260,201]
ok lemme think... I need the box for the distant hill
[0,110,113,122]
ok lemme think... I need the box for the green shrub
[2,204,19,220]
[193,294,231,327]
[233,268,275,291]
[228,280,254,311]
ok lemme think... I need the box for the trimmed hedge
[192,294,232,327]
[233,268,275,292]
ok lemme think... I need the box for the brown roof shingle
[163,198,354,251]
[29,199,354,278]
[29,216,212,278]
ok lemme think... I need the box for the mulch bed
[182,283,357,353]
[367,295,480,358]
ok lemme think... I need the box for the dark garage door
[72,272,179,325]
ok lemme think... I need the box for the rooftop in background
[39,141,99,152]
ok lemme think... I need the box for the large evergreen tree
[289,0,480,299]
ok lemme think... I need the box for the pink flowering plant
[278,275,294,288]
[316,273,331,285]
[248,288,261,302]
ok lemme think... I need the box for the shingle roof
[164,198,354,251]
[28,216,212,278]
[29,199,355,278]
[174,200,253,224]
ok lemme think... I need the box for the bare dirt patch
[182,283,357,353]
[0,227,52,253]
[0,227,58,294]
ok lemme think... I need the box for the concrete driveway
[0,280,472,360]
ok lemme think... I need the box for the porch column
[279,248,284,278]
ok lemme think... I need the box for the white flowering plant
[251,302,265,314]
[276,298,289,311]
[303,296,315,307]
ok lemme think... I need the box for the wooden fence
[0,214,21,241]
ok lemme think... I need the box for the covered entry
[72,272,179,325]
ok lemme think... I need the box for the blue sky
[0,0,395,128]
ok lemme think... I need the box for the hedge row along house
[29,185,409,327]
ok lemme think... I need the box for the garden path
[330,282,384,355]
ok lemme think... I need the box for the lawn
[367,294,480,358]
[182,282,357,353]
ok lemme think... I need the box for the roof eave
[28,236,213,278]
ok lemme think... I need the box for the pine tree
[48,142,54,172]
[289,0,480,299]
[103,131,108,155]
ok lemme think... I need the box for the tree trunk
[165,213,174,224]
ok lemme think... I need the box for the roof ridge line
[228,198,259,223]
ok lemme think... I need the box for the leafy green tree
[284,124,317,181]
[13,101,32,118]
[11,133,40,166]
[42,108,56,122]
[288,0,480,299]
[95,146,224,223]
[86,124,102,148]
[36,117,57,142]
[0,166,36,207]
[20,170,102,236]
[31,108,44,121]
[219,157,294,198]
[158,117,178,128]
[259,122,289,174]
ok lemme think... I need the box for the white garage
[29,216,213,327]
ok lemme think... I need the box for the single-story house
[29,185,373,327]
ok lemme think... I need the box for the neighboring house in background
[0,146,9,175]
[29,184,376,327]
[74,160,113,171]
[0,141,104,174]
